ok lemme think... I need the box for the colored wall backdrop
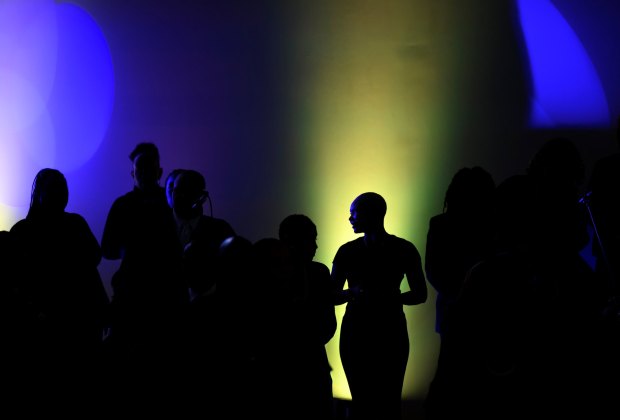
[1,0,620,402]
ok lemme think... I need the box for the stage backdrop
[1,0,619,402]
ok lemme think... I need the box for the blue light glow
[517,0,609,128]
[0,0,113,216]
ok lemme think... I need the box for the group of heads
[129,142,390,241]
[127,142,209,220]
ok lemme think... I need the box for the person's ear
[157,167,163,181]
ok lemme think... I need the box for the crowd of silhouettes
[423,132,620,420]
[0,127,619,419]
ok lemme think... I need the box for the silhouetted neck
[363,229,388,247]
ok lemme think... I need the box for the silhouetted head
[279,214,318,262]
[219,235,253,260]
[444,166,495,214]
[28,168,69,218]
[172,169,207,220]
[349,192,387,234]
[526,137,585,187]
[216,235,254,294]
[165,168,185,208]
[130,142,162,191]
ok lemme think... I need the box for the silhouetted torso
[332,192,427,420]
[9,168,108,414]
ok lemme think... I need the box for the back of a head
[217,235,254,294]
[279,214,317,244]
[444,166,495,214]
[28,168,69,217]
[219,235,253,260]
[526,137,585,187]
[279,214,318,261]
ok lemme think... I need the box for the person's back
[425,166,496,335]
[11,169,108,351]
[278,214,337,420]
[9,168,109,414]
[423,166,496,419]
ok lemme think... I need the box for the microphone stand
[580,191,620,321]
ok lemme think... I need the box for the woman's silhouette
[10,168,109,413]
[331,192,427,420]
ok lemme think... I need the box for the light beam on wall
[517,0,609,128]
[282,1,440,401]
[0,0,113,228]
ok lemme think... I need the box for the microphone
[578,191,592,205]
[192,191,209,209]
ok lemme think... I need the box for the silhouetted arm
[401,242,428,305]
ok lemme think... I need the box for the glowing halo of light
[0,0,58,102]
[517,0,610,128]
[0,0,114,224]
[48,2,115,171]
[0,70,55,207]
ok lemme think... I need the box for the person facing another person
[331,192,428,420]
[277,214,337,420]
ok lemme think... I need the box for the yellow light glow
[282,0,443,401]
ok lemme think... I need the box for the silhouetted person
[278,214,337,420]
[585,118,620,414]
[170,169,235,301]
[250,236,298,419]
[100,142,188,412]
[331,192,427,420]
[587,116,620,297]
[167,168,236,417]
[10,168,109,413]
[447,139,607,419]
[437,173,551,420]
[184,234,256,419]
[424,166,495,419]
